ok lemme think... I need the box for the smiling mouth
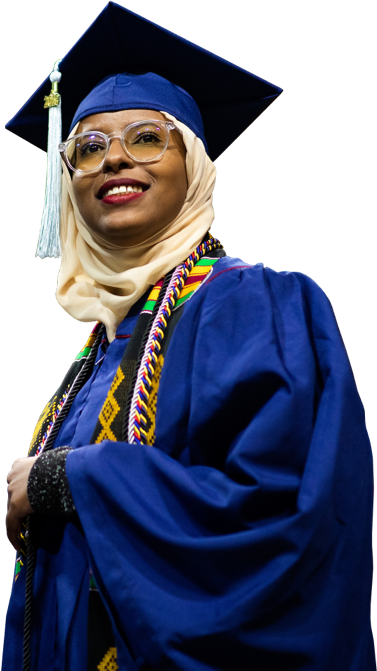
[101,184,145,198]
[101,189,147,206]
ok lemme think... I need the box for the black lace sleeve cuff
[27,447,76,515]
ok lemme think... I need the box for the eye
[79,141,106,156]
[133,132,163,146]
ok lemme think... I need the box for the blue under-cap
[70,72,207,150]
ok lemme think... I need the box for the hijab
[56,112,216,341]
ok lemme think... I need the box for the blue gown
[2,257,375,670]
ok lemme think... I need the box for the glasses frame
[58,119,179,174]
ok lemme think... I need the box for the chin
[92,218,154,247]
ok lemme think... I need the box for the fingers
[6,461,27,551]
[6,510,22,552]
[5,459,18,482]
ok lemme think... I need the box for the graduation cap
[5,1,282,258]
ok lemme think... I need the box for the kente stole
[28,244,224,456]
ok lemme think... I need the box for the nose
[102,136,134,174]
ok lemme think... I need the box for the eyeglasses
[59,119,178,173]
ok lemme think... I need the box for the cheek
[71,178,95,219]
[169,174,187,209]
[71,179,85,209]
[145,158,186,224]
[162,157,188,210]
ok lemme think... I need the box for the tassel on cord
[36,60,62,259]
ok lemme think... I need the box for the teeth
[103,185,143,197]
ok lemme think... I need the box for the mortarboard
[5,1,282,257]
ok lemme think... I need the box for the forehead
[78,109,166,133]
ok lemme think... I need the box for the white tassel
[36,61,62,259]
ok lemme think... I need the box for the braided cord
[127,267,181,444]
[22,324,104,671]
[22,517,36,671]
[122,270,174,441]
[128,236,222,445]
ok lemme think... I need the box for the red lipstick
[102,192,145,205]
[97,177,149,200]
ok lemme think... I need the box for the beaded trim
[31,323,103,456]
[127,236,223,445]
[35,387,70,456]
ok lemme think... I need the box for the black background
[2,0,375,586]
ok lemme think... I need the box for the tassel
[36,60,62,259]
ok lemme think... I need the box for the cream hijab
[56,112,216,341]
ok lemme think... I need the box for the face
[71,109,188,247]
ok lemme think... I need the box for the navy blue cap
[5,2,282,161]
[70,72,208,151]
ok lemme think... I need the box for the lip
[97,177,149,200]
[102,192,145,205]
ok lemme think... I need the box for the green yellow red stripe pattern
[75,322,102,360]
[141,278,164,315]
[128,238,223,445]
[15,556,24,582]
[174,257,219,309]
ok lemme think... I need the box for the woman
[3,3,375,671]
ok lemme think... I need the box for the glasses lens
[64,123,169,170]
[66,133,107,171]
[124,122,168,161]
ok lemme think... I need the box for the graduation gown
[2,256,375,670]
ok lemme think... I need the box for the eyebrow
[80,128,104,134]
[79,117,167,133]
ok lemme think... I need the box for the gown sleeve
[65,264,375,671]
[27,446,75,515]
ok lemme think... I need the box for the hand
[6,457,37,551]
